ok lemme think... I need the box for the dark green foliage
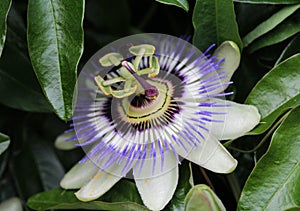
[0,0,299,210]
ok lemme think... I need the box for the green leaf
[184,184,226,211]
[0,0,11,57]
[285,207,300,211]
[166,161,192,211]
[237,106,300,210]
[243,4,300,47]
[245,54,300,135]
[235,3,282,37]
[192,0,242,51]
[234,0,300,3]
[27,182,149,211]
[0,149,8,178]
[155,0,189,11]
[6,3,27,51]
[0,44,52,112]
[12,131,65,199]
[276,34,300,65]
[248,12,300,53]
[0,175,17,202]
[27,0,84,120]
[0,133,10,155]
[99,180,144,205]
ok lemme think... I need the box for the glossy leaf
[235,0,300,3]
[0,0,11,57]
[166,161,192,211]
[0,44,52,112]
[243,4,300,47]
[0,133,10,155]
[235,3,282,37]
[192,0,242,51]
[155,0,189,11]
[27,181,149,211]
[27,0,84,120]
[248,12,300,53]
[184,184,226,211]
[245,54,300,135]
[276,34,300,65]
[237,106,300,210]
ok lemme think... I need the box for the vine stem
[226,172,240,202]
[199,167,215,191]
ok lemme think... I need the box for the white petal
[175,133,237,173]
[75,157,133,201]
[55,131,78,150]
[201,41,241,94]
[213,41,240,81]
[75,170,122,201]
[210,42,240,93]
[60,158,98,189]
[133,146,179,180]
[208,99,261,140]
[134,163,179,211]
[0,197,23,211]
[200,142,237,173]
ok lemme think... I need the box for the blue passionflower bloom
[56,34,260,211]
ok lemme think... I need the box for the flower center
[120,79,172,124]
[94,44,184,135]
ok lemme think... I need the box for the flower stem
[226,172,240,202]
[199,167,215,191]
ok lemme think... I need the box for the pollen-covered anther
[94,44,160,99]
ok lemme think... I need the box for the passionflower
[56,34,260,211]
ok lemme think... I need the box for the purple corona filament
[70,35,232,178]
